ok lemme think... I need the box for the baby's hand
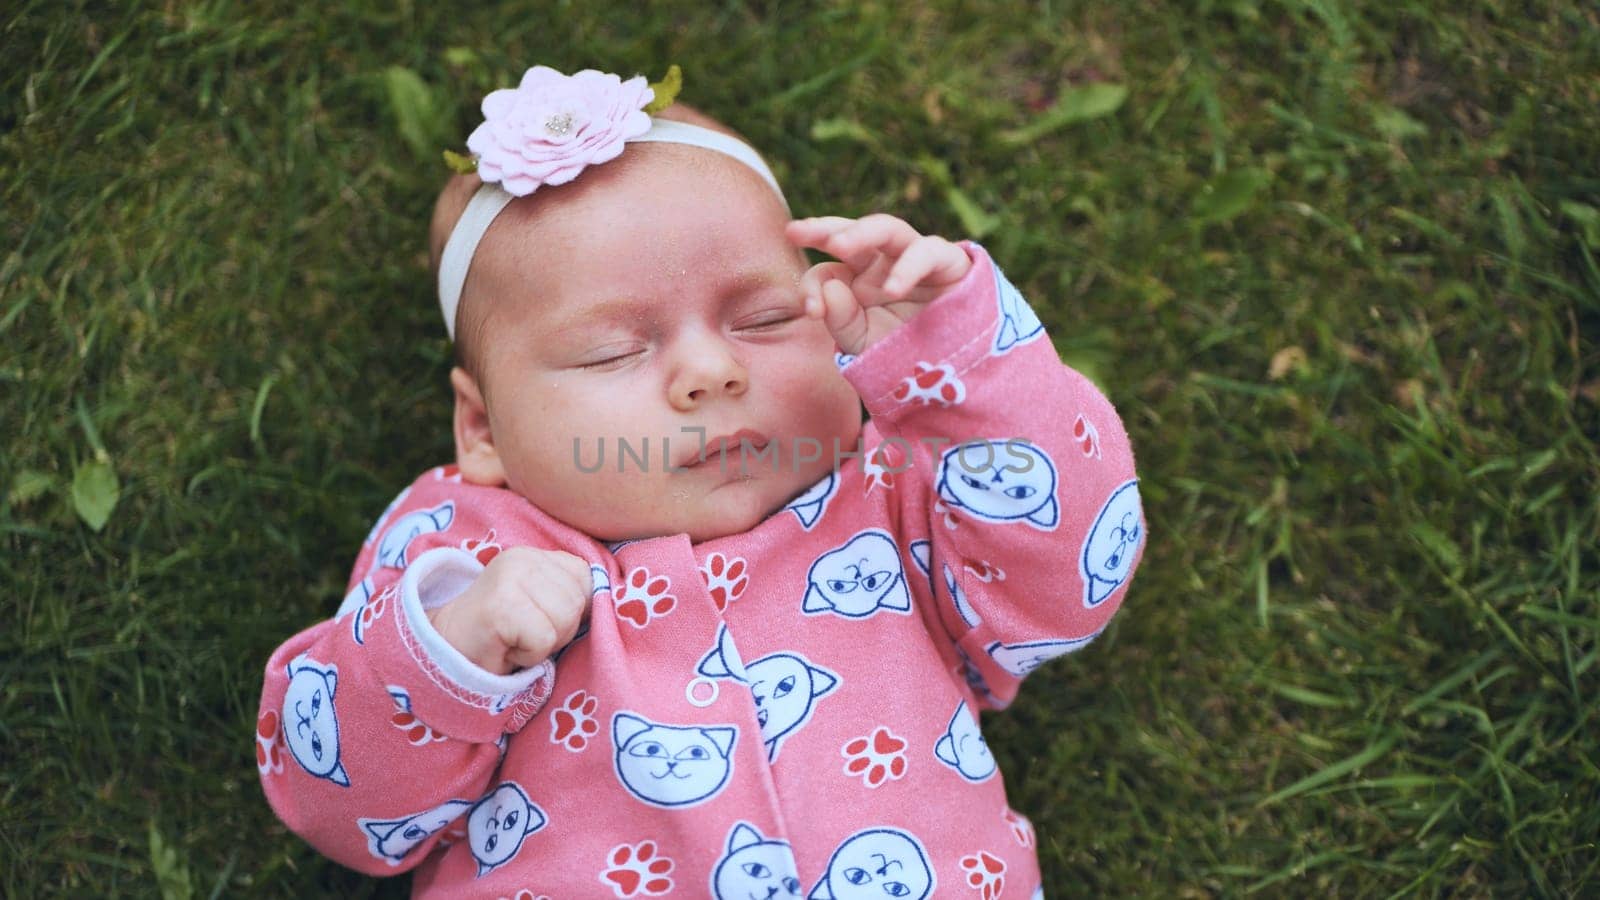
[425,547,592,676]
[786,215,972,355]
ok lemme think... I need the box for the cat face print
[698,627,839,762]
[359,798,472,866]
[985,634,1101,678]
[712,822,802,900]
[749,654,839,762]
[936,441,1059,530]
[612,712,737,808]
[802,530,910,619]
[809,828,935,899]
[786,471,838,530]
[282,653,349,787]
[375,501,455,569]
[466,782,546,877]
[933,701,995,782]
[1081,480,1142,607]
[991,265,1044,355]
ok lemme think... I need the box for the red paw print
[864,442,903,494]
[840,726,908,788]
[1004,808,1035,848]
[959,851,1006,899]
[499,891,552,900]
[1073,414,1102,459]
[432,464,462,482]
[614,568,675,628]
[390,692,444,746]
[892,361,967,407]
[964,559,1006,583]
[600,841,674,897]
[255,710,283,775]
[699,553,748,612]
[550,690,601,752]
[460,529,502,566]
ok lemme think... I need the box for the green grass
[4,0,1597,896]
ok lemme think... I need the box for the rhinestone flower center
[543,112,574,136]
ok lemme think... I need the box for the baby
[257,66,1145,899]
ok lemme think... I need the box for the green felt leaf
[644,64,682,115]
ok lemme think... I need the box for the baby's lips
[673,428,770,469]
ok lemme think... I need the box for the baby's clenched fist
[425,547,592,676]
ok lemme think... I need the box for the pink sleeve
[255,472,560,874]
[842,243,1146,709]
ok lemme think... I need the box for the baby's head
[429,78,860,543]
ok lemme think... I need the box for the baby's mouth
[678,429,772,470]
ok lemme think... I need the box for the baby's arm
[256,478,585,874]
[790,217,1145,708]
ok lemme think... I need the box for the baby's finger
[545,551,594,594]
[820,277,870,355]
[798,261,856,319]
[496,594,566,670]
[538,556,593,628]
[786,216,858,251]
[816,214,923,273]
[882,235,970,298]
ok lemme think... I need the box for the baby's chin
[581,475,807,545]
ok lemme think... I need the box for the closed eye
[735,311,800,332]
[575,346,646,371]
[733,302,804,332]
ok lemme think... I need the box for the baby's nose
[685,374,746,404]
[669,334,749,410]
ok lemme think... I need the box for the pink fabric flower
[467,66,654,197]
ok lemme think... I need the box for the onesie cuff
[384,547,555,739]
[841,242,1010,423]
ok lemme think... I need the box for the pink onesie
[257,245,1145,899]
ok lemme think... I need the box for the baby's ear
[451,367,508,486]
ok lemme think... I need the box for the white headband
[436,119,786,340]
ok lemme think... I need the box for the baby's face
[461,145,862,542]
